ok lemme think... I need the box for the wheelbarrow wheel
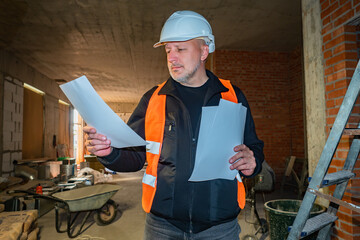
[94,199,117,225]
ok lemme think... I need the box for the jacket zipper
[189,120,195,234]
[182,101,195,234]
[171,94,195,233]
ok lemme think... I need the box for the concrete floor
[37,170,299,240]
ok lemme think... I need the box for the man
[84,10,264,240]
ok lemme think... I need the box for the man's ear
[201,44,209,61]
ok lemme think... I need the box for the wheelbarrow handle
[7,190,67,205]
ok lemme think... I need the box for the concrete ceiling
[1,0,302,103]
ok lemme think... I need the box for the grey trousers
[143,213,241,240]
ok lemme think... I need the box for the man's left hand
[229,144,256,176]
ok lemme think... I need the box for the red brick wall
[214,49,304,180]
[321,0,360,239]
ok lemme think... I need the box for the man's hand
[229,144,256,176]
[83,126,112,157]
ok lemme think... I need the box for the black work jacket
[99,70,264,233]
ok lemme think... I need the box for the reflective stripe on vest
[142,79,246,213]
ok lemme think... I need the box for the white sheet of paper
[60,75,147,148]
[189,99,247,181]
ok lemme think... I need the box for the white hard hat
[153,10,215,53]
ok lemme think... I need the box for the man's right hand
[83,126,112,157]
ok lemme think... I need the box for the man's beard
[170,60,201,85]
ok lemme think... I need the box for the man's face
[165,39,207,84]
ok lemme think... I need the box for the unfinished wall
[1,74,23,176]
[43,94,60,158]
[107,102,137,123]
[214,49,304,180]
[0,49,71,176]
[320,0,360,239]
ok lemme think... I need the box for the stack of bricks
[0,210,39,240]
[321,0,360,239]
[214,49,304,178]
[2,75,23,177]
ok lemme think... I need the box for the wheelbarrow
[8,184,121,238]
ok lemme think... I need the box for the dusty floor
[37,170,299,240]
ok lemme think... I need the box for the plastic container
[264,199,325,240]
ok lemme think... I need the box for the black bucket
[264,199,325,240]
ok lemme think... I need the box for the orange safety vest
[142,79,246,213]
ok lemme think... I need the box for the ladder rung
[321,170,355,186]
[343,128,360,135]
[308,170,355,187]
[308,188,360,213]
[288,213,338,237]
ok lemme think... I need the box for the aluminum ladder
[287,60,360,239]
